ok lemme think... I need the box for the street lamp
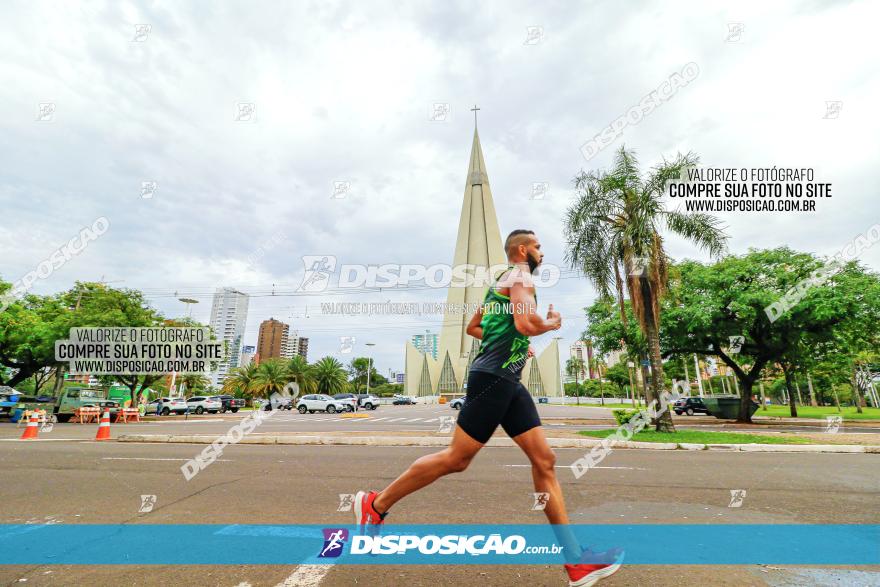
[365,343,376,395]
[552,336,563,400]
[178,298,199,318]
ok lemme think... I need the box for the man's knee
[445,452,474,473]
[532,449,556,474]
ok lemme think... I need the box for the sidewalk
[117,430,880,454]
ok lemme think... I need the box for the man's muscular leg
[373,426,483,514]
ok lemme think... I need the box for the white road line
[370,417,389,421]
[274,564,332,587]
[423,418,438,423]
[405,418,424,422]
[102,457,232,462]
[386,418,407,422]
[504,464,646,470]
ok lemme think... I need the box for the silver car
[296,394,354,414]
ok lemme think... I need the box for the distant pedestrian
[156,398,164,416]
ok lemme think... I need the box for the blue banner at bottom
[0,524,876,565]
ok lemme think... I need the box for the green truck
[53,387,121,422]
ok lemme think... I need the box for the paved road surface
[1,438,877,586]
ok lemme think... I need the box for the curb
[116,434,878,453]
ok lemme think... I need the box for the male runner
[354,230,622,586]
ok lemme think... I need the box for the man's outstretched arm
[509,282,561,336]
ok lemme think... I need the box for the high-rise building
[289,333,309,361]
[569,340,594,380]
[208,287,249,387]
[411,331,439,360]
[257,318,290,363]
[240,345,256,367]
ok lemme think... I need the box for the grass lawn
[572,402,642,410]
[754,405,880,420]
[578,429,814,444]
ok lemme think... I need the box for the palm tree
[286,355,317,397]
[565,357,586,405]
[564,146,728,431]
[180,373,209,397]
[253,359,289,409]
[222,362,259,399]
[313,356,348,395]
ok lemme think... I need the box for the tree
[605,362,630,396]
[564,147,728,431]
[661,249,880,421]
[565,357,586,404]
[253,359,289,408]
[180,373,209,397]
[313,356,348,395]
[347,357,385,392]
[286,355,317,397]
[223,363,259,398]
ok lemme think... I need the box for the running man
[354,229,623,586]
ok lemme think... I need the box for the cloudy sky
[2,0,878,375]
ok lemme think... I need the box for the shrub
[613,409,639,426]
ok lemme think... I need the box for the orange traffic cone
[19,413,40,440]
[95,410,112,441]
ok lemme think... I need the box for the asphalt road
[1,437,878,586]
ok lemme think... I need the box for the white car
[186,395,222,414]
[146,397,188,415]
[296,394,353,414]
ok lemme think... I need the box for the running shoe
[564,547,624,586]
[353,490,387,531]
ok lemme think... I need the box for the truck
[53,387,121,422]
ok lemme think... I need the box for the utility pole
[694,354,704,397]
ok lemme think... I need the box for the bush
[613,409,639,426]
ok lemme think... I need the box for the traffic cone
[95,410,112,441]
[19,414,39,440]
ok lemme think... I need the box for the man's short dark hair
[504,229,535,255]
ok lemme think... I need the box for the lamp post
[365,343,376,395]
[552,336,563,400]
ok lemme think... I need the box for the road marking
[405,418,424,422]
[274,564,332,587]
[371,417,389,421]
[423,418,438,423]
[102,457,232,462]
[504,464,646,470]
[0,438,83,442]
[386,418,407,422]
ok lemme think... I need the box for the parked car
[673,397,710,416]
[392,395,415,405]
[450,397,465,410]
[268,396,294,410]
[146,396,189,415]
[186,396,222,414]
[212,395,245,413]
[333,393,380,410]
[297,394,354,414]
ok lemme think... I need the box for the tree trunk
[641,298,675,432]
[807,374,818,407]
[52,365,65,397]
[832,385,842,413]
[759,380,768,410]
[850,369,864,414]
[736,378,754,424]
[783,366,798,418]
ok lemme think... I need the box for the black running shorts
[456,370,542,444]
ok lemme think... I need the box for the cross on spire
[470,104,480,128]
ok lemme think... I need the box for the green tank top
[469,267,533,382]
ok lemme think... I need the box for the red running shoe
[564,547,624,586]
[353,490,387,529]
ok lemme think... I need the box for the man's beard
[527,252,540,274]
